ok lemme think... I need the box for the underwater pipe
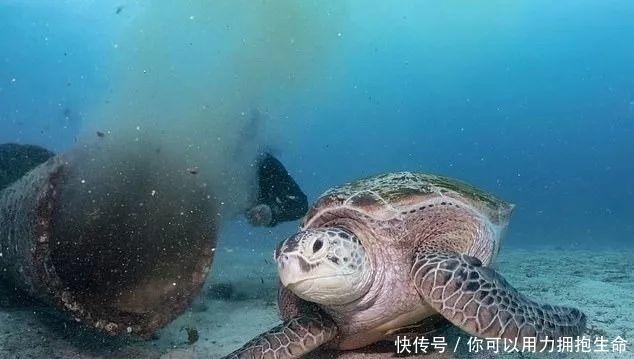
[0,149,216,338]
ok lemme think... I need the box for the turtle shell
[301,172,514,229]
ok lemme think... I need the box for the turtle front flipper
[411,251,586,344]
[220,312,337,359]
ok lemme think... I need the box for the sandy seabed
[0,243,632,359]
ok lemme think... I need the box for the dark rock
[184,327,199,345]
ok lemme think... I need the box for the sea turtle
[222,172,586,358]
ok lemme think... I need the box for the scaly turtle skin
[222,172,586,359]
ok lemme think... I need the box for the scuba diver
[0,143,308,227]
[246,152,308,227]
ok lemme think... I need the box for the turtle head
[275,228,373,306]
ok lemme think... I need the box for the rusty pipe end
[1,149,217,338]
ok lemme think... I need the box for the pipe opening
[48,153,216,336]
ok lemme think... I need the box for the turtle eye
[312,239,323,253]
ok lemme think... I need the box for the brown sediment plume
[0,144,216,338]
[84,1,348,220]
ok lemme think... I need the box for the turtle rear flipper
[221,312,337,359]
[411,251,586,344]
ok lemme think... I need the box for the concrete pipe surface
[0,150,217,338]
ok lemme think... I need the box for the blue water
[1,1,633,250]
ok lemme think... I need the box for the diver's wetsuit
[0,143,55,191]
[253,152,308,227]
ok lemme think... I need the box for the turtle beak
[275,233,300,285]
[277,252,305,287]
[277,252,290,270]
[277,256,293,286]
[276,231,322,288]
